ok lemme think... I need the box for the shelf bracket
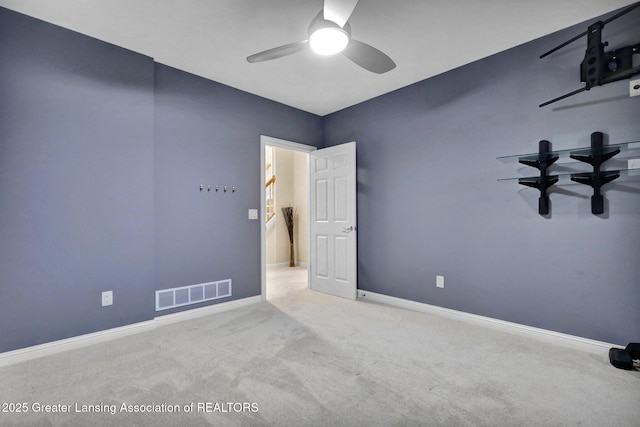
[570,172,620,214]
[569,132,621,214]
[518,140,559,215]
[569,132,620,170]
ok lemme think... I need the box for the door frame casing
[260,135,317,301]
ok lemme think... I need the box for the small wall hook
[215,185,220,193]
[207,185,211,192]
[199,184,204,192]
[232,186,236,193]
[224,186,228,193]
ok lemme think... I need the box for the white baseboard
[0,321,155,368]
[357,290,618,355]
[154,296,262,326]
[2,290,616,368]
[0,296,262,368]
[266,262,309,268]
[266,262,291,268]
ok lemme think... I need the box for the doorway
[260,136,316,301]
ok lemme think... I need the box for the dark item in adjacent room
[282,207,296,267]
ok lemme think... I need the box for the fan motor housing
[308,10,351,39]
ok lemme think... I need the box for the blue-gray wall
[323,6,640,344]
[0,7,322,352]
[1,4,638,353]
[0,8,156,352]
[153,64,322,313]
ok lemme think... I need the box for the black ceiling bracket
[569,132,621,214]
[518,140,559,215]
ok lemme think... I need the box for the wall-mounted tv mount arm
[539,2,640,107]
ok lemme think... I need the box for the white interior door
[309,141,357,300]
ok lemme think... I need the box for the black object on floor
[609,343,640,371]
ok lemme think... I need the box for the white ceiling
[1,0,637,116]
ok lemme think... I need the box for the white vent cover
[155,279,232,311]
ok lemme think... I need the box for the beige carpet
[0,266,638,426]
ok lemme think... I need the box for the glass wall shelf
[497,168,640,183]
[498,132,640,214]
[497,140,640,163]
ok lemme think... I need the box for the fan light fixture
[309,27,349,55]
[247,2,397,74]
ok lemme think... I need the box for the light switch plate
[248,209,258,220]
[631,79,640,97]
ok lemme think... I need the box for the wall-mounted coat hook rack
[200,184,238,194]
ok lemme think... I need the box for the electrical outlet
[631,79,640,97]
[436,275,444,288]
[101,291,113,307]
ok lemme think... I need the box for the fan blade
[342,39,396,74]
[324,0,359,27]
[247,40,308,63]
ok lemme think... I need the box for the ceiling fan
[246,0,396,74]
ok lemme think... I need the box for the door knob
[342,226,354,233]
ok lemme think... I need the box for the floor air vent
[155,279,232,311]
